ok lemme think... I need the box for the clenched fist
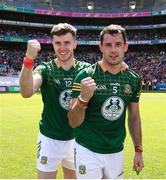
[80,77,96,102]
[26,39,41,60]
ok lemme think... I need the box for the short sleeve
[130,76,142,102]
[33,64,47,81]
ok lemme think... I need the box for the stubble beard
[57,52,73,62]
[105,57,123,67]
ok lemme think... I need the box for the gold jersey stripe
[72,85,81,89]
[72,86,81,89]
[73,85,81,87]
[73,83,81,86]
[72,88,81,91]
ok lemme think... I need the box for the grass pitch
[0,92,166,178]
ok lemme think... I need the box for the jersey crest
[124,84,132,95]
[101,96,124,121]
[59,89,72,110]
[79,165,86,175]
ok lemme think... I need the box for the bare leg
[38,170,57,179]
[63,167,76,179]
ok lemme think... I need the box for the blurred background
[0,0,166,92]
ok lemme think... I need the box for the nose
[59,44,66,50]
[110,45,116,53]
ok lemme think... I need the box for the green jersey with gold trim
[34,59,90,140]
[72,62,141,153]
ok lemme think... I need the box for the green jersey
[72,62,141,153]
[34,59,90,140]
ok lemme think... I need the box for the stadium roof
[0,0,166,13]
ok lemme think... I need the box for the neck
[56,58,75,70]
[101,59,122,74]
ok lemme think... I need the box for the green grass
[0,93,166,178]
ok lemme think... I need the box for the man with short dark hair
[19,23,90,179]
[68,24,144,179]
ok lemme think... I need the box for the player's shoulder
[82,62,98,75]
[87,62,102,75]
[74,62,94,79]
[34,59,53,74]
[41,59,53,67]
[125,69,141,80]
[75,59,91,69]
[42,59,57,70]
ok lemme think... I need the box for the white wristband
[78,95,88,103]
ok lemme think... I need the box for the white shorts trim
[75,142,124,179]
[37,132,75,172]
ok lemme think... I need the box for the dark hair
[51,23,77,39]
[100,24,127,44]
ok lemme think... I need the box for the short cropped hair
[100,24,127,44]
[51,23,77,39]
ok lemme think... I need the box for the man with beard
[68,24,144,179]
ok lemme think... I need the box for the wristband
[77,96,88,108]
[78,95,88,103]
[135,145,143,153]
[23,57,34,68]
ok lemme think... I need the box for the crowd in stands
[1,28,166,41]
[78,29,166,41]
[1,26,166,91]
[125,50,166,90]
[126,29,166,41]
[1,0,166,92]
[0,47,166,90]
[0,28,50,39]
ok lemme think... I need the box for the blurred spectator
[0,47,165,90]
[1,27,166,41]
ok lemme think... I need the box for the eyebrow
[54,40,71,43]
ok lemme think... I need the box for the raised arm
[128,102,144,173]
[68,77,96,128]
[19,40,42,98]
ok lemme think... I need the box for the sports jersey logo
[40,156,47,164]
[96,84,107,90]
[59,89,72,110]
[124,84,131,95]
[53,79,60,85]
[79,165,86,175]
[101,96,124,121]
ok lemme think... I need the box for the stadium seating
[0,46,165,90]
[0,0,166,91]
[1,0,162,13]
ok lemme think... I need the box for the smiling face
[52,32,77,62]
[99,33,128,66]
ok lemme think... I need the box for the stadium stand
[0,0,162,12]
[1,26,166,40]
[154,0,166,11]
[0,0,166,91]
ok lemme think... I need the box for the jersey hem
[39,129,74,141]
[76,140,124,154]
